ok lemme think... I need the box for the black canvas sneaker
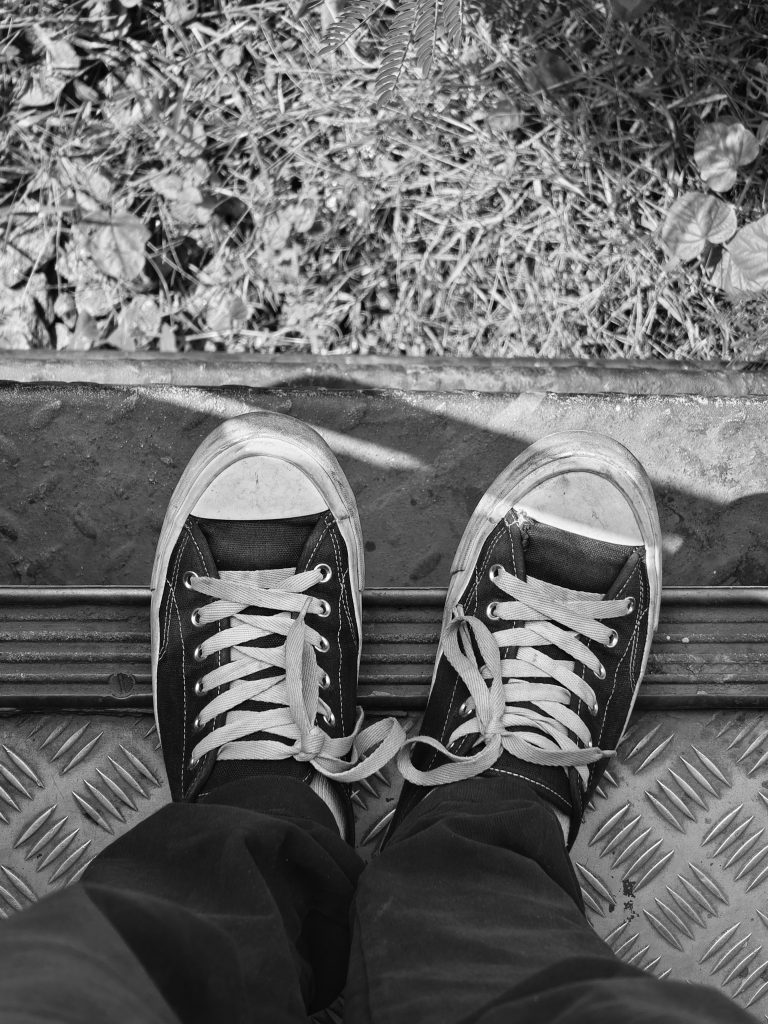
[390,431,662,849]
[151,412,405,843]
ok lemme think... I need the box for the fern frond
[295,0,325,19]
[414,0,442,79]
[318,0,382,56]
[375,0,422,106]
[442,0,463,54]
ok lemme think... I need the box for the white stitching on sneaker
[329,527,347,737]
[185,566,405,782]
[168,586,187,791]
[161,533,189,660]
[398,567,634,790]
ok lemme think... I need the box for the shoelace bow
[398,565,634,789]
[187,566,405,782]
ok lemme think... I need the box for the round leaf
[661,192,737,262]
[85,213,149,281]
[694,121,760,193]
[487,99,524,133]
[608,0,656,20]
[713,214,768,295]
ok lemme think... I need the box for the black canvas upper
[155,510,360,839]
[388,508,650,848]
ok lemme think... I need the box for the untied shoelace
[187,566,406,781]
[397,565,634,789]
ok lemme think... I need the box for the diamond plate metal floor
[1,708,768,1019]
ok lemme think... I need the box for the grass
[1,0,768,360]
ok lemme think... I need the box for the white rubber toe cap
[515,471,643,546]
[191,455,328,520]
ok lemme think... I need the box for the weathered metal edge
[1,586,768,712]
[2,353,768,396]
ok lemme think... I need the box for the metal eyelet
[183,571,199,590]
[317,599,331,618]
[193,644,206,662]
[194,679,205,696]
[626,597,636,614]
[448,738,463,753]
[316,563,332,583]
[193,715,203,732]
[191,608,202,627]
[595,664,606,681]
[319,672,331,691]
[315,635,330,654]
[188,755,200,769]
[590,700,599,717]
[489,564,503,581]
[487,602,499,620]
[459,699,473,718]
[605,630,618,649]
[322,709,336,727]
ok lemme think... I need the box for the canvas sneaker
[390,431,662,849]
[151,411,406,842]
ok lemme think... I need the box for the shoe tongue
[192,513,323,571]
[191,512,327,795]
[479,513,639,822]
[518,513,635,595]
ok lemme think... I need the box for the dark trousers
[0,775,752,1023]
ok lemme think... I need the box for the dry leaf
[486,99,524,133]
[608,0,657,20]
[164,0,198,25]
[206,293,249,332]
[85,212,149,281]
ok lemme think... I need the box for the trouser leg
[345,776,753,1024]
[0,777,363,1024]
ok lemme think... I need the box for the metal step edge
[0,586,767,711]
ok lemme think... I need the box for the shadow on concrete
[2,378,768,588]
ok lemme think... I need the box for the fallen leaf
[151,173,203,204]
[72,311,100,350]
[158,323,177,352]
[206,293,249,332]
[608,0,657,19]
[221,44,243,69]
[661,192,737,262]
[84,212,149,281]
[19,71,64,108]
[713,214,768,294]
[0,206,56,287]
[526,50,573,94]
[694,120,760,193]
[119,295,162,341]
[486,99,524,133]
[164,0,198,25]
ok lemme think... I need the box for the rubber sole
[435,429,663,726]
[149,411,364,736]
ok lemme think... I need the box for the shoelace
[186,565,406,781]
[398,565,634,789]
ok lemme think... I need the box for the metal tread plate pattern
[0,710,766,1019]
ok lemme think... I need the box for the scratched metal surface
[1,709,768,1021]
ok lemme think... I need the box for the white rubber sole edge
[434,429,663,732]
[150,412,364,737]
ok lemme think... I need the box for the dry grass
[1,0,768,360]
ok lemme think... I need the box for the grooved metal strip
[2,710,768,1021]
[1,587,768,710]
